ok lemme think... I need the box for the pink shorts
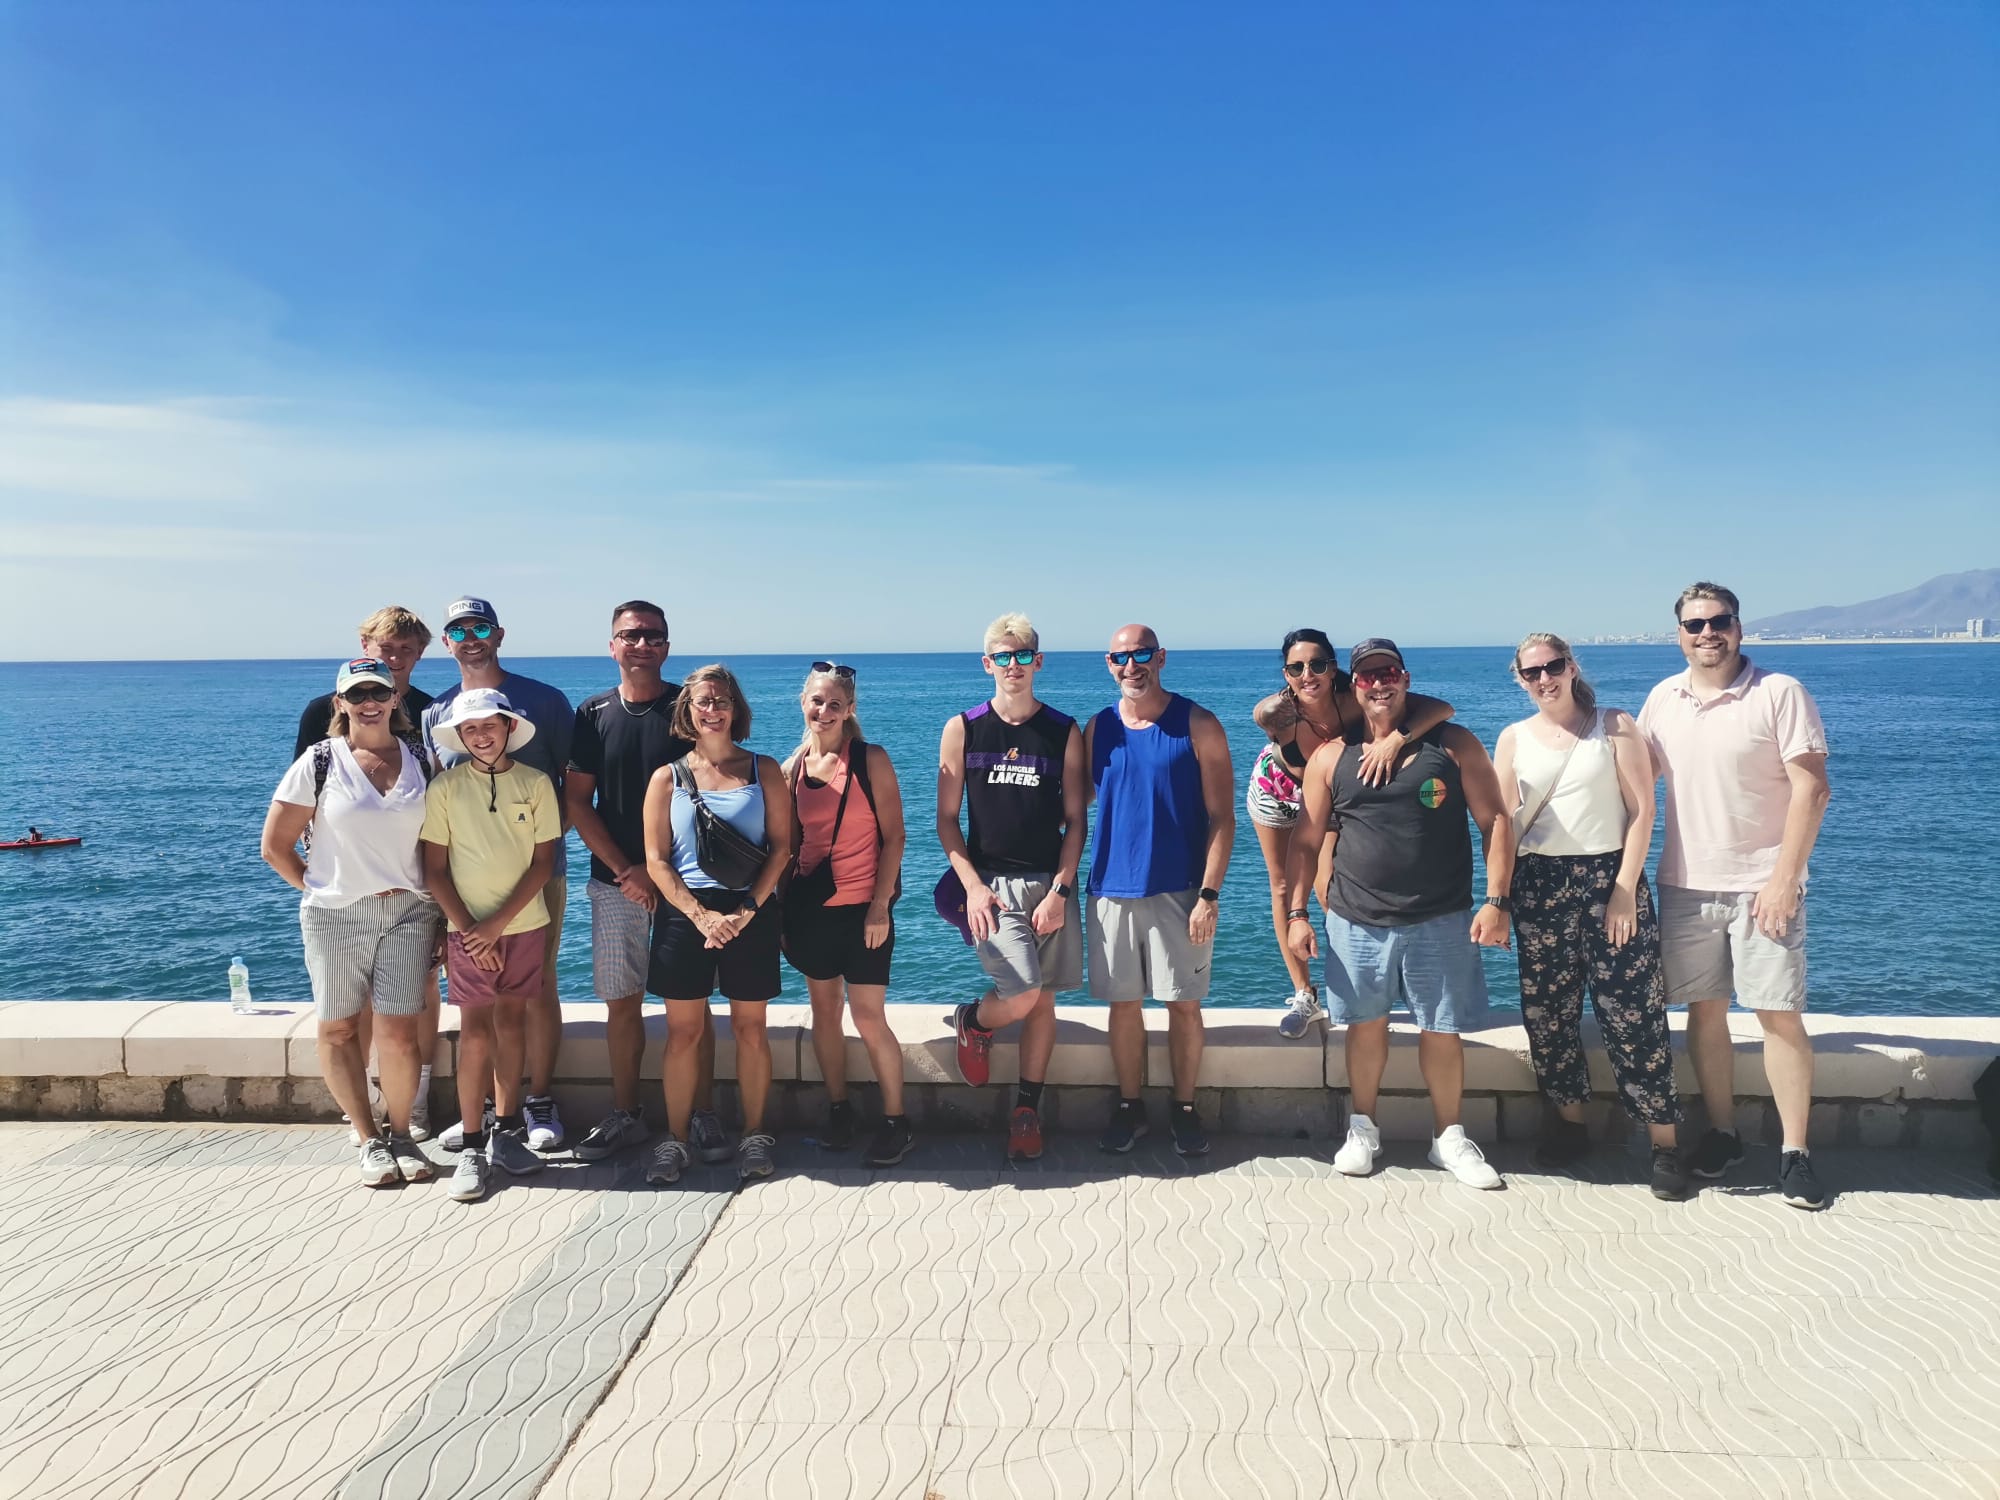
[445,930,546,1008]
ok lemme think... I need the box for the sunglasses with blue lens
[989,650,1037,667]
[445,622,495,643]
[1108,648,1159,666]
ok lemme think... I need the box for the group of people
[263,581,1832,1210]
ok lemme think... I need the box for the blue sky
[2,2,1995,660]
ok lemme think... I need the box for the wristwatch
[1053,881,1073,898]
[1198,887,1221,904]
[740,894,761,914]
[1482,895,1511,913]
[1285,907,1310,923]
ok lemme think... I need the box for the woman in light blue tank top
[639,664,794,1187]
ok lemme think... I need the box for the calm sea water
[1,646,1993,1016]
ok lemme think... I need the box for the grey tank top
[1326,728,1473,927]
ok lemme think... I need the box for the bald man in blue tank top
[1084,623,1237,1157]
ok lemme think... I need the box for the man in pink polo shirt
[1639,582,1832,1209]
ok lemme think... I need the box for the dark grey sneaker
[487,1129,544,1177]
[1533,1118,1592,1170]
[863,1118,914,1167]
[1650,1146,1691,1201]
[646,1138,691,1186]
[738,1132,778,1180]
[1689,1128,1746,1179]
[1100,1102,1149,1154]
[821,1100,858,1152]
[1779,1149,1827,1210]
[573,1108,646,1162]
[1170,1106,1210,1158]
[689,1108,732,1164]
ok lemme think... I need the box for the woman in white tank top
[1493,633,1687,1200]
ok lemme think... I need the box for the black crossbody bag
[671,756,770,891]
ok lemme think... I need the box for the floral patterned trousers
[1512,851,1681,1125]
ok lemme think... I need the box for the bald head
[1108,623,1159,653]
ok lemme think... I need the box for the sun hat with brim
[335,658,396,695]
[431,687,537,758]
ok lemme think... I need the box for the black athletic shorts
[782,900,895,987]
[648,887,783,1002]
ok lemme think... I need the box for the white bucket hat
[431,687,537,758]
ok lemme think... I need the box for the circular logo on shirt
[1418,777,1448,809]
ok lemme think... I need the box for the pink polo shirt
[1638,660,1829,892]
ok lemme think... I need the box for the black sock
[1117,1096,1143,1112]
[465,1131,487,1151]
[883,1114,908,1126]
[1173,1100,1196,1116]
[959,1001,991,1033]
[497,1114,523,1133]
[1017,1080,1045,1109]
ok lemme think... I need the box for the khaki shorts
[975,873,1083,999]
[1658,885,1807,1012]
[1088,887,1212,1004]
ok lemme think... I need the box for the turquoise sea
[1,646,1992,1016]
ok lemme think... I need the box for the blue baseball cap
[444,596,499,627]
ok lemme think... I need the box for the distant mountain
[1748,569,2000,635]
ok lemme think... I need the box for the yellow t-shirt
[418,761,561,934]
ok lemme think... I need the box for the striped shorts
[299,890,440,1022]
[588,877,653,1000]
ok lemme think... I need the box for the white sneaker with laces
[1334,1113,1382,1176]
[1429,1124,1503,1190]
[1277,987,1326,1041]
[523,1095,564,1152]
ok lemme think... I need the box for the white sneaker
[523,1095,564,1152]
[408,1089,432,1143]
[1277,987,1326,1041]
[1429,1124,1503,1190]
[1334,1114,1382,1176]
[439,1099,496,1154]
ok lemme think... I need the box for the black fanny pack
[672,757,769,890]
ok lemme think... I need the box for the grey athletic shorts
[588,877,653,1000]
[300,890,439,1023]
[975,873,1083,999]
[1658,885,1808,1013]
[1088,887,1212,1004]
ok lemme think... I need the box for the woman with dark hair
[1250,629,1455,1038]
[640,664,794,1185]
[1494,632,1685,1199]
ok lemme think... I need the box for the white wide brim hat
[432,687,537,758]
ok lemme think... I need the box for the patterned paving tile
[1130,1429,1343,1500]
[947,1340,1132,1430]
[727,1422,935,1498]
[1526,1445,1752,1499]
[1342,1438,1545,1499]
[928,1425,1133,1500]
[1305,1349,1520,1445]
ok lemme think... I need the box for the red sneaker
[952,1004,993,1087]
[1008,1105,1043,1161]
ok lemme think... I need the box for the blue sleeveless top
[669,776,767,891]
[1087,694,1209,898]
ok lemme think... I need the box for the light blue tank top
[669,777,767,890]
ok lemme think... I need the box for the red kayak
[1,836,81,851]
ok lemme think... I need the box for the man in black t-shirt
[565,600,727,1164]
[292,605,435,760]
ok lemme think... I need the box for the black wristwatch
[1198,886,1221,904]
[1053,880,1073,898]
[740,893,761,914]
[1286,907,1310,923]
[1482,895,1511,913]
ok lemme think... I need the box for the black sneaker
[1170,1105,1210,1158]
[1532,1118,1592,1169]
[1779,1149,1827,1210]
[1650,1146,1691,1201]
[1688,1128,1746,1179]
[821,1100,857,1152]
[1099,1101,1149,1154]
[863,1117,914,1167]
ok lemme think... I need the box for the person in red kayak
[26,828,41,843]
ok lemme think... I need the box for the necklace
[618,692,662,718]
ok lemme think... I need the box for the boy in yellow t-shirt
[420,688,560,1202]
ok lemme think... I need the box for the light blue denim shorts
[1323,907,1491,1034]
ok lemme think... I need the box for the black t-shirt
[568,685,695,885]
[1325,726,1473,927]
[293,686,434,761]
[962,701,1075,876]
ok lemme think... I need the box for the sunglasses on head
[613,628,666,647]
[341,685,395,704]
[1518,657,1570,683]
[445,622,495,643]
[1680,613,1737,635]
[1283,658,1334,679]
[1351,666,1406,688]
[810,660,856,679]
[1108,648,1159,666]
[989,649,1037,667]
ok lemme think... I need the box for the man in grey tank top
[1284,640,1515,1189]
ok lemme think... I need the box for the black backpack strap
[847,738,878,833]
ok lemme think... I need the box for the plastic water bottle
[228,956,253,1014]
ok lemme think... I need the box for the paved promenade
[5,1121,1999,1499]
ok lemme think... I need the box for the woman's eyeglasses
[810,661,856,679]
[989,650,1037,667]
[614,629,667,647]
[1283,658,1334,679]
[1680,613,1737,635]
[341,685,395,704]
[1108,648,1159,666]
[1518,657,1570,683]
[445,623,495,643]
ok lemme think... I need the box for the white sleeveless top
[1511,709,1627,857]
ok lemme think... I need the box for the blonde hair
[790,665,864,765]
[1512,631,1597,713]
[670,664,753,742]
[983,611,1039,654]
[357,606,432,649]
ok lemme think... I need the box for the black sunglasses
[341,685,395,704]
[613,629,667,646]
[1680,613,1738,635]
[1518,657,1570,683]
[811,661,857,679]
[1283,658,1334,679]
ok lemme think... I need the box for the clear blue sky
[3,2,1995,660]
